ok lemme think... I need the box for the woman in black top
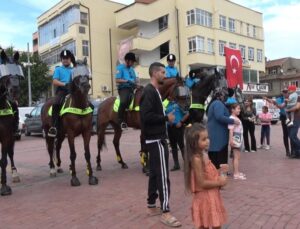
[242,98,257,152]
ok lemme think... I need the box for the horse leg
[112,124,128,169]
[46,135,56,177]
[140,133,149,175]
[82,131,98,185]
[96,123,108,171]
[55,134,64,173]
[7,144,20,183]
[1,144,12,196]
[68,134,80,186]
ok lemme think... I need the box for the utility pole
[27,42,32,106]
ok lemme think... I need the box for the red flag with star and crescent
[225,47,243,89]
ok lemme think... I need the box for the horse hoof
[57,168,64,173]
[89,176,98,185]
[70,177,81,187]
[122,163,128,169]
[50,169,56,177]
[1,185,12,196]
[96,165,102,171]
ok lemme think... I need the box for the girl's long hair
[184,123,206,193]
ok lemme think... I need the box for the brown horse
[0,51,23,195]
[41,59,98,186]
[96,77,185,171]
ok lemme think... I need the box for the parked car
[16,107,35,140]
[24,103,45,137]
[253,99,280,124]
[91,99,112,134]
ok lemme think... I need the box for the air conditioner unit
[101,85,110,92]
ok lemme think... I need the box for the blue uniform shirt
[165,100,186,125]
[276,96,286,116]
[165,66,179,78]
[116,64,136,89]
[53,65,73,84]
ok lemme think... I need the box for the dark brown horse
[0,51,23,195]
[41,59,98,186]
[96,77,185,171]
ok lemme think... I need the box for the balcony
[131,28,171,51]
[116,1,170,29]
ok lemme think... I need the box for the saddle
[113,89,140,113]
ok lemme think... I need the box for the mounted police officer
[165,54,179,78]
[48,50,74,137]
[115,52,137,129]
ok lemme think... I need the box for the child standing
[285,85,298,126]
[228,104,246,180]
[184,123,227,229]
[258,106,272,150]
[164,95,189,171]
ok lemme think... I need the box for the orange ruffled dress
[191,159,227,228]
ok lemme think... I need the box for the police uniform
[165,54,179,78]
[116,53,137,126]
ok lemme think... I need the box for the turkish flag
[225,47,243,89]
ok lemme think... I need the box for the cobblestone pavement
[1,124,300,229]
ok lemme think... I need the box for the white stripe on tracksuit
[158,141,169,211]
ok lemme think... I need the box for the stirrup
[120,122,128,130]
[48,127,57,138]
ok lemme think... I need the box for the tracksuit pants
[146,139,170,213]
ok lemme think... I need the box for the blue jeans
[261,125,270,145]
[288,120,300,156]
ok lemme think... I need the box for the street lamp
[26,42,32,106]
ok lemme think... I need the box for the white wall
[139,48,160,67]
[138,20,159,38]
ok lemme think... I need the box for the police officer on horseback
[115,52,137,130]
[165,54,179,78]
[48,50,74,137]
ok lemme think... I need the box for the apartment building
[37,0,131,98]
[115,0,266,93]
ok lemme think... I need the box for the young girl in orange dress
[184,123,228,229]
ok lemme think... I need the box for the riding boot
[171,149,180,171]
[49,104,60,138]
[88,101,94,111]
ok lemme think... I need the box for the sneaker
[286,118,291,124]
[257,145,262,149]
[120,122,128,130]
[234,174,247,180]
[251,150,256,152]
[287,121,293,127]
[244,150,249,153]
[48,127,57,138]
[265,145,270,150]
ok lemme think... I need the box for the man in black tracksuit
[140,62,181,227]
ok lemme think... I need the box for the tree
[18,52,51,106]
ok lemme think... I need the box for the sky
[0,0,299,60]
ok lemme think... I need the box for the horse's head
[71,58,91,95]
[0,51,24,101]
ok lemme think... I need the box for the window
[253,25,256,38]
[239,45,246,59]
[248,47,254,61]
[159,15,168,32]
[187,9,212,27]
[80,12,88,25]
[188,36,205,53]
[219,15,226,30]
[53,29,57,38]
[160,42,169,59]
[247,24,250,36]
[79,26,86,34]
[207,39,214,54]
[229,18,235,32]
[82,40,89,56]
[229,42,236,49]
[219,40,226,56]
[257,49,263,62]
[243,69,258,83]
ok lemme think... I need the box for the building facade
[38,0,266,98]
[37,0,132,98]
[116,0,266,93]
[260,58,300,97]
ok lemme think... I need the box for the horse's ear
[71,53,76,67]
[83,57,87,65]
[1,50,8,64]
[14,52,20,63]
